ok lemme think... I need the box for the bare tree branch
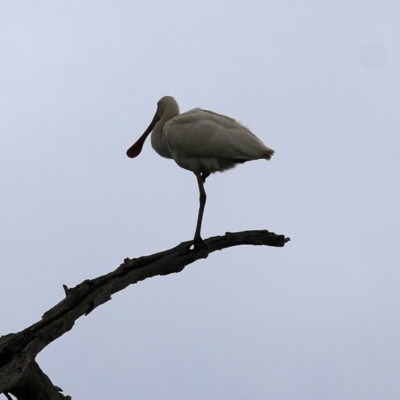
[0,229,289,398]
[7,361,70,400]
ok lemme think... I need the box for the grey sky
[1,1,399,399]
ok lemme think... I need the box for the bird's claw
[191,237,208,251]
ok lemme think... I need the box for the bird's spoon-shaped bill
[126,112,160,158]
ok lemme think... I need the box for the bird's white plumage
[148,98,274,176]
[166,109,270,158]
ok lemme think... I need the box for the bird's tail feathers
[264,147,275,160]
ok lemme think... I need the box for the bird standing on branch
[127,96,274,249]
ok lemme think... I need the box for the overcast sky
[1,1,399,399]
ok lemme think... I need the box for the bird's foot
[191,237,208,251]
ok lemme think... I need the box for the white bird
[127,96,274,249]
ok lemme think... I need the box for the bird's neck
[151,121,172,159]
[150,104,179,159]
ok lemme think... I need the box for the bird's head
[126,96,179,158]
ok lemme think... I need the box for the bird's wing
[164,109,273,160]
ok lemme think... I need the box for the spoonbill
[127,96,274,249]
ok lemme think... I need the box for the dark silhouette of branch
[0,229,289,399]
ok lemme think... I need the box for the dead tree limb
[0,229,289,399]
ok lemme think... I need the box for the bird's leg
[193,173,207,249]
[201,172,210,183]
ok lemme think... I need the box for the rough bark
[0,229,289,399]
[8,361,70,400]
